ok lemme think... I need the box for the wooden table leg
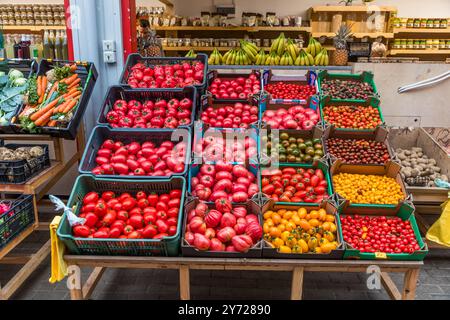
[402,268,420,300]
[68,264,83,300]
[179,265,190,300]
[82,267,105,300]
[380,272,401,300]
[291,267,304,300]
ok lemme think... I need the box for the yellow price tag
[375,252,387,259]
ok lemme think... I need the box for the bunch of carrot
[20,64,82,128]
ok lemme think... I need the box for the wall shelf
[163,46,271,51]
[311,5,397,13]
[154,26,311,32]
[1,25,66,32]
[312,32,394,39]
[393,28,450,34]
[390,49,450,55]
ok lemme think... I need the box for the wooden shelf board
[0,161,64,194]
[312,32,394,39]
[163,46,271,51]
[311,5,397,13]
[2,25,66,32]
[393,28,450,34]
[155,26,311,32]
[390,49,450,55]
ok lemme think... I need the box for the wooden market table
[64,255,423,301]
[0,129,85,300]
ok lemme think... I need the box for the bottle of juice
[62,31,69,60]
[43,30,51,58]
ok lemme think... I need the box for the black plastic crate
[97,85,197,129]
[0,143,50,184]
[119,53,208,91]
[0,59,38,134]
[0,195,35,249]
[12,59,98,140]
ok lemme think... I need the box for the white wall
[170,0,450,19]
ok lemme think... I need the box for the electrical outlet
[104,51,116,64]
[103,40,116,52]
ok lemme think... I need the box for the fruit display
[125,60,205,88]
[320,78,375,100]
[190,163,259,203]
[341,215,421,254]
[326,138,390,165]
[333,173,405,205]
[18,63,83,130]
[185,49,197,58]
[214,34,329,66]
[194,132,258,163]
[261,105,319,130]
[105,96,193,129]
[264,82,316,101]
[184,200,263,253]
[322,105,382,130]
[261,167,329,203]
[263,206,339,254]
[72,189,182,239]
[396,147,448,187]
[92,139,187,177]
[208,73,260,100]
[262,132,324,164]
[200,102,259,129]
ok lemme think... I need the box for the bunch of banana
[255,49,267,65]
[285,39,300,61]
[314,48,330,66]
[265,52,280,65]
[185,49,196,58]
[279,51,294,66]
[305,38,322,57]
[294,49,315,66]
[270,33,286,56]
[208,48,223,65]
[223,49,236,65]
[240,40,258,63]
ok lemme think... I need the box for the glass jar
[393,39,400,49]
[439,40,446,49]
[420,19,427,28]
[406,39,414,49]
[401,18,408,27]
[446,40,450,49]
[413,18,420,28]
[427,19,434,28]
[413,40,420,49]
[406,18,414,28]
[433,39,440,49]
[331,14,343,33]
[434,19,440,28]
[440,19,448,29]
[426,39,433,49]
[393,17,401,28]
[317,12,330,32]
[400,39,407,49]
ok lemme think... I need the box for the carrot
[47,81,59,98]
[34,108,55,127]
[29,98,62,121]
[36,76,42,97]
[69,64,78,72]
[68,78,81,89]
[38,94,45,104]
[63,87,79,98]
[48,120,57,127]
[19,106,33,118]
[63,99,79,114]
[41,76,48,94]
[61,73,78,85]
[55,100,69,113]
[67,91,82,100]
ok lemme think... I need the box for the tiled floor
[1,229,450,300]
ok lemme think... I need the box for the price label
[375,252,387,259]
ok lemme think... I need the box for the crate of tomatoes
[339,202,428,261]
[182,198,263,258]
[331,160,409,210]
[57,175,186,256]
[260,162,333,206]
[97,86,197,129]
[192,126,259,164]
[320,96,385,136]
[120,53,208,91]
[206,70,262,102]
[199,95,259,130]
[317,71,379,104]
[189,163,260,204]
[13,59,98,139]
[79,126,191,178]
[261,200,344,259]
[261,70,318,105]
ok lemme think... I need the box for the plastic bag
[435,179,450,189]
[49,195,85,227]
[426,198,450,247]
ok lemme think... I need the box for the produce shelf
[1,25,66,32]
[163,46,272,51]
[208,65,353,71]
[389,49,450,55]
[311,5,397,12]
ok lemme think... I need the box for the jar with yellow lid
[425,39,433,49]
[433,39,440,49]
[406,18,414,28]
[439,40,446,49]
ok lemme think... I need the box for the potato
[411,169,420,177]
[401,161,411,167]
[428,159,437,166]
[412,147,423,153]
[431,166,441,173]
[397,153,407,160]
[404,150,411,156]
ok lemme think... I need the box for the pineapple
[332,24,352,66]
[139,29,163,57]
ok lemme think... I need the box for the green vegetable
[8,69,24,82]
[26,76,39,106]
[13,78,27,87]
